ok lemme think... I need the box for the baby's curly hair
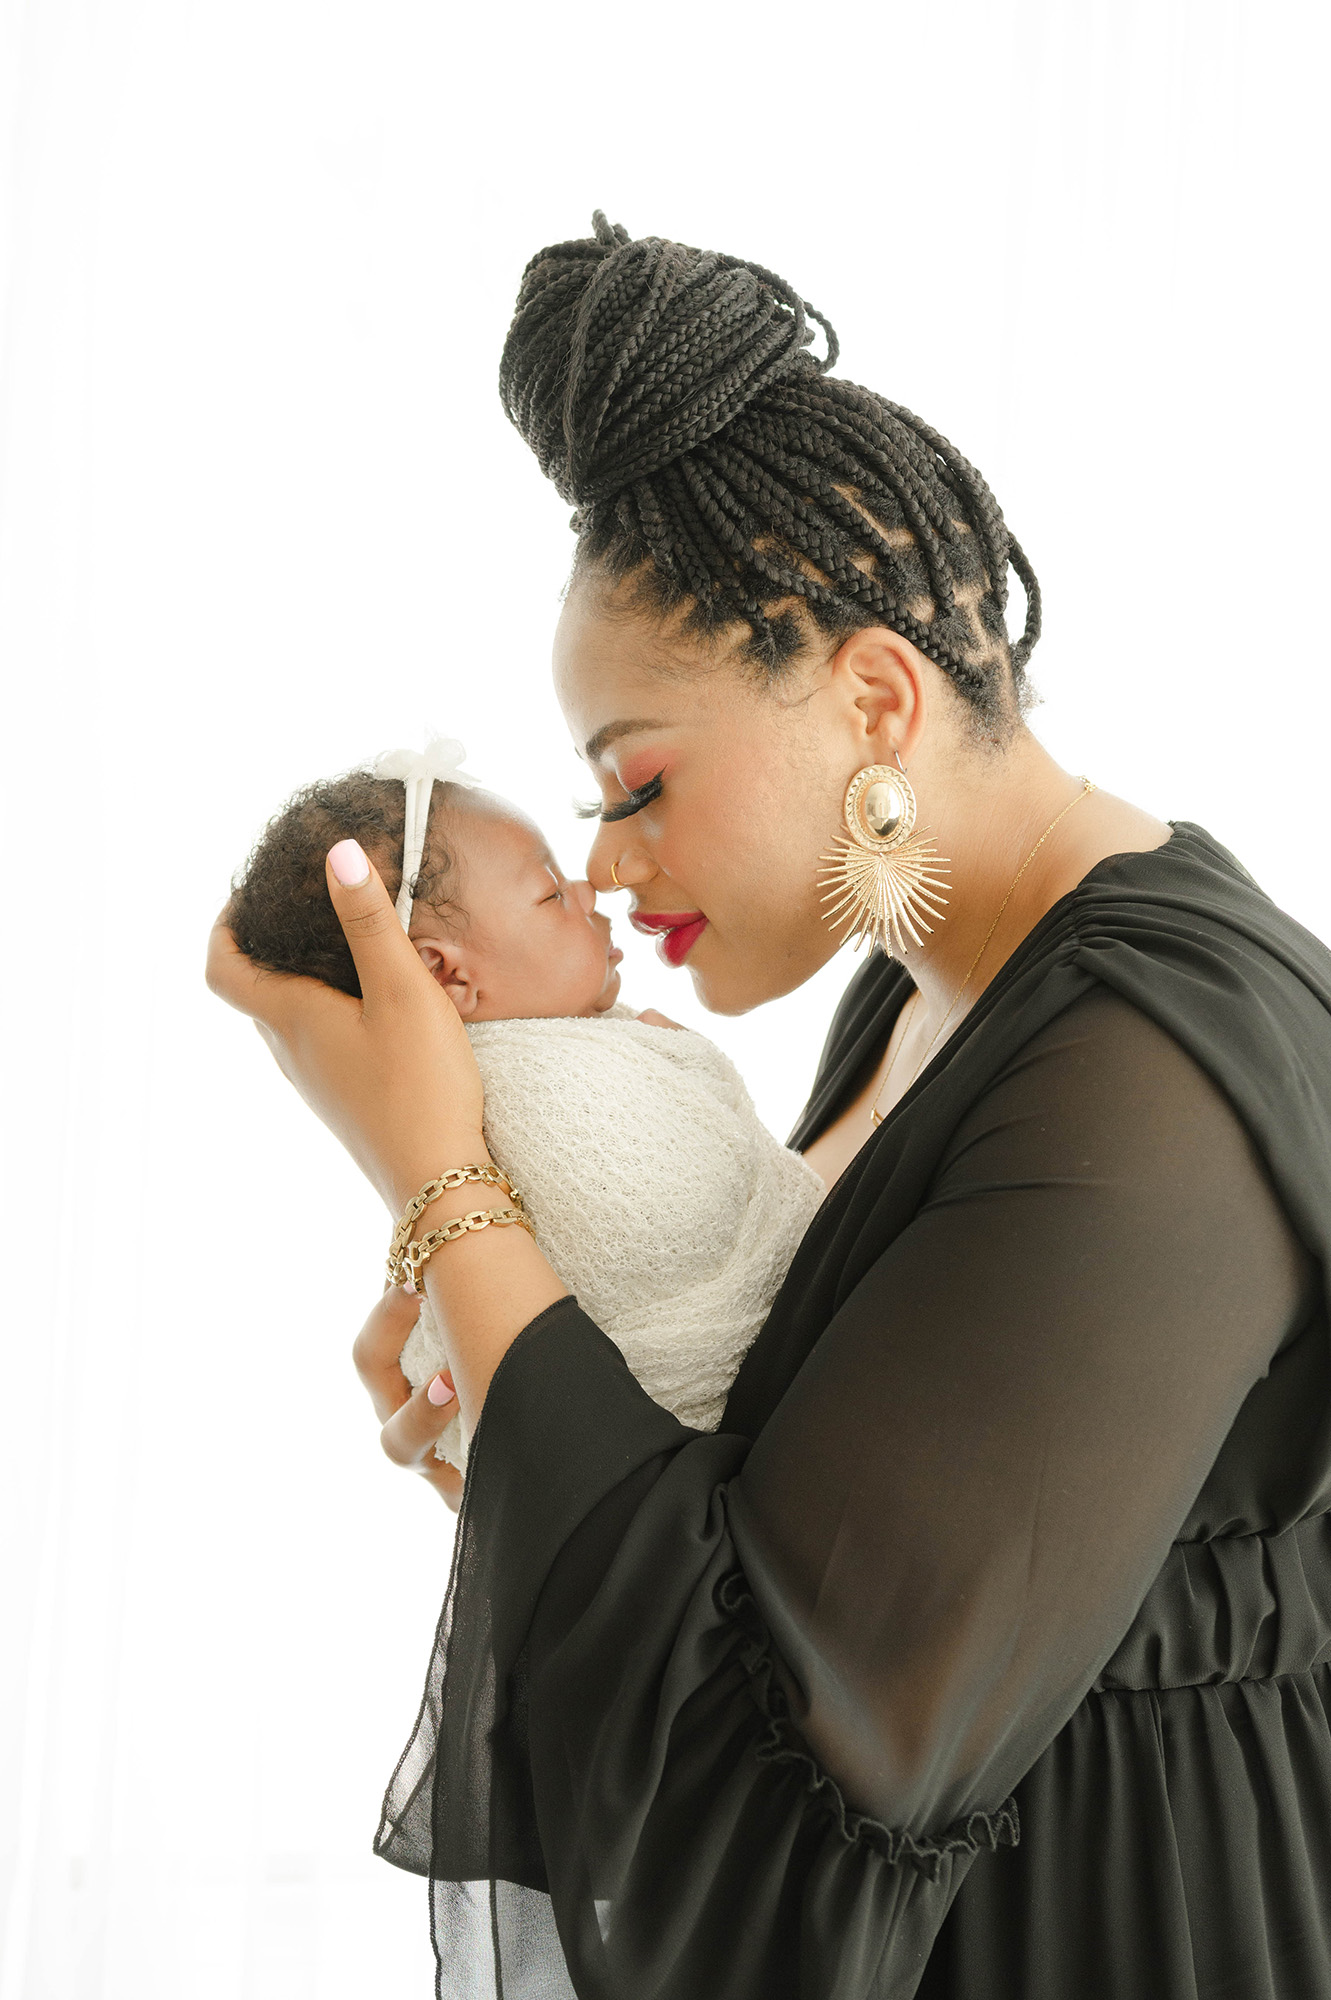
[229,772,460,999]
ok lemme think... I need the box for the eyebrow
[583,717,668,764]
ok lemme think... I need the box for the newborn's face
[411,797,623,1021]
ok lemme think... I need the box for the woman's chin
[687,929,844,1015]
[685,957,791,1017]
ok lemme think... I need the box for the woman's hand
[210,834,567,1446]
[353,1286,465,1510]
[205,840,486,1213]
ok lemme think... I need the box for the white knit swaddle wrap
[397,1006,825,1473]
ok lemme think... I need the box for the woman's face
[553,581,865,1015]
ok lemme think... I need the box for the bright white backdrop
[2,1,1328,1994]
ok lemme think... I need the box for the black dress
[375,822,1331,2000]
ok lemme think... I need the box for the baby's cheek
[585,930,618,1002]
[539,924,601,1013]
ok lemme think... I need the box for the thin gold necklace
[868,778,1097,1128]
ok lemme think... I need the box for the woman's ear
[828,626,928,762]
[414,938,480,1018]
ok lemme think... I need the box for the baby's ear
[414,938,479,1018]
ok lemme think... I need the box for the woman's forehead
[552,589,742,753]
[553,585,663,694]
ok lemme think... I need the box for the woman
[208,215,1331,1999]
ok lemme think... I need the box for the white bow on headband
[368,735,481,931]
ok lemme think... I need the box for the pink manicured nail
[427,1374,456,1406]
[328,839,370,886]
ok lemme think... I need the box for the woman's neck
[897,734,1170,1024]
[800,737,1174,1189]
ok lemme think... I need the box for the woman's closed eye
[574,770,664,824]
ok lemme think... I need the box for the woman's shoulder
[1058,821,1331,1052]
[817,818,1331,1074]
[1063,820,1329,967]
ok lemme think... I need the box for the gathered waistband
[1092,1511,1331,1692]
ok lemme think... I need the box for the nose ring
[610,860,623,889]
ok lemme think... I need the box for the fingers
[433,1461,465,1512]
[205,911,268,1015]
[352,1287,465,1506]
[205,904,348,1032]
[379,1376,463,1475]
[636,1007,686,1031]
[352,1284,426,1424]
[352,1285,460,1434]
[324,843,429,1009]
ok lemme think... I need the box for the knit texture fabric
[397,1007,824,1471]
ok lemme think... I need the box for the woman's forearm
[409,1135,569,1429]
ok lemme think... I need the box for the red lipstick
[630,910,708,968]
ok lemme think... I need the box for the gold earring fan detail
[818,763,951,959]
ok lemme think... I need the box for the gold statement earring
[817,751,952,958]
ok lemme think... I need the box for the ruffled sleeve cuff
[714,1565,1022,1884]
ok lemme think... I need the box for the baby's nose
[571,878,597,916]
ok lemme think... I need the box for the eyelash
[574,770,665,824]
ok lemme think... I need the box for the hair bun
[499,210,839,508]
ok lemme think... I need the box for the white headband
[368,735,480,931]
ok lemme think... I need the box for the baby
[229,739,825,1473]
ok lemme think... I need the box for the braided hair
[500,212,1040,735]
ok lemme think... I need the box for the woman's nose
[586,825,653,894]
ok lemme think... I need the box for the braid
[501,212,1040,730]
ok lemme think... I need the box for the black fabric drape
[376,823,1331,1999]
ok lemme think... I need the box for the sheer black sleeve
[727,984,1314,1835]
[375,985,1313,2000]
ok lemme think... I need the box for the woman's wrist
[388,1164,529,1292]
[387,1134,492,1217]
[418,1206,568,1429]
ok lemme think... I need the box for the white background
[2,0,1328,1993]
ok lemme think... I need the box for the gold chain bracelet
[385,1164,523,1287]
[398,1205,536,1294]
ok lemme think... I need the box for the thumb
[326,839,426,1004]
